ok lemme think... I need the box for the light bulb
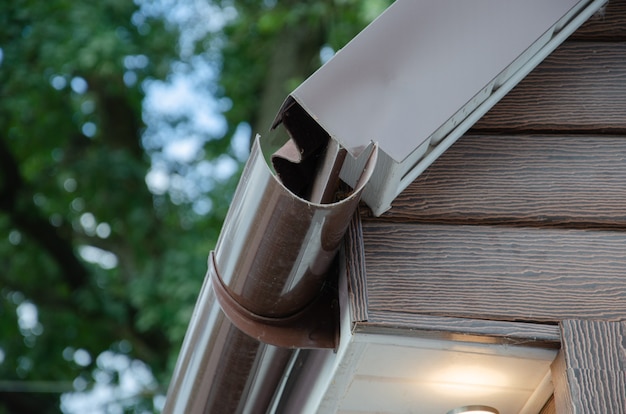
[447,405,499,414]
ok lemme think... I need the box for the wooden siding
[474,0,626,131]
[570,0,626,41]
[473,42,626,133]
[359,0,626,326]
[362,222,626,322]
[353,6,626,411]
[369,134,626,228]
[344,211,368,322]
[552,320,626,412]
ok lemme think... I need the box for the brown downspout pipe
[163,101,377,413]
[164,277,293,413]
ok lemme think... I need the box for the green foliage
[1,0,189,411]
[219,0,393,137]
[0,0,391,412]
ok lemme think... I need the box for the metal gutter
[163,105,377,412]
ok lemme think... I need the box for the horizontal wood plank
[377,134,626,228]
[362,222,626,323]
[472,42,626,133]
[570,0,626,41]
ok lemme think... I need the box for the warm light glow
[432,364,509,389]
[428,363,510,399]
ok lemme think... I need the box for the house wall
[354,1,626,412]
[358,0,626,329]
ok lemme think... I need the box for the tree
[0,0,390,412]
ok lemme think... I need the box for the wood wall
[360,0,626,327]
[356,2,626,411]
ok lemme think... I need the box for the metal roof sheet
[291,0,582,162]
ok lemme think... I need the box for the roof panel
[291,0,582,162]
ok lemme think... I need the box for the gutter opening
[270,96,349,204]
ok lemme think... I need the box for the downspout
[163,100,377,413]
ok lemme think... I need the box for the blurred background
[0,0,391,412]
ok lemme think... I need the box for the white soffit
[292,0,582,162]
[326,335,557,414]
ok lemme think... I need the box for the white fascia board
[288,0,607,216]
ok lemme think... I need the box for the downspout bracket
[209,251,339,350]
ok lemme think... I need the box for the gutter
[163,101,377,413]
[164,0,607,412]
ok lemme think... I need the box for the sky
[138,3,250,214]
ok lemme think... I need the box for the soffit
[327,334,556,414]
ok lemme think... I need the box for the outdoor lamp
[447,405,500,414]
